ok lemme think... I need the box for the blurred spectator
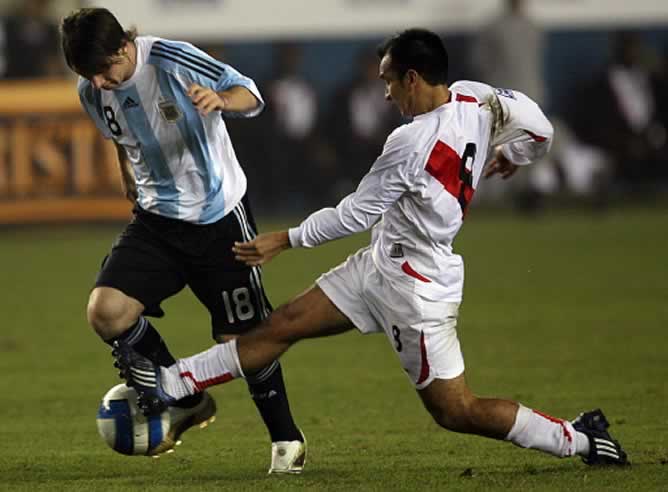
[568,32,668,188]
[1,0,63,79]
[268,43,318,141]
[531,118,612,207]
[472,0,544,105]
[263,43,329,211]
[330,51,402,191]
[472,0,550,211]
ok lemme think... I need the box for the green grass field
[1,208,667,491]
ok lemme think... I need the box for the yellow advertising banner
[0,79,132,224]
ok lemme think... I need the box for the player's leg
[119,245,365,398]
[216,197,303,447]
[113,283,349,462]
[87,287,144,340]
[371,296,520,438]
[87,286,180,368]
[364,269,627,466]
[96,213,221,454]
[182,196,352,473]
[163,288,348,472]
[169,243,372,392]
[89,216,202,407]
[147,284,354,398]
[187,265,313,474]
[419,374,554,439]
[408,317,627,464]
[418,374,627,464]
[115,283,352,428]
[236,284,355,370]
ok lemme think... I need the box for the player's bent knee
[429,401,474,432]
[87,288,142,339]
[420,378,477,433]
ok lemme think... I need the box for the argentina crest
[158,99,182,123]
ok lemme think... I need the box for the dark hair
[60,8,137,78]
[377,28,448,85]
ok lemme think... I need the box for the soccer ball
[96,383,170,456]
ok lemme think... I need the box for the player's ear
[405,69,419,87]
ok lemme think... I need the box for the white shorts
[317,247,465,390]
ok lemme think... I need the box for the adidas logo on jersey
[122,97,139,110]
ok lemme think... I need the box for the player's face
[379,54,413,117]
[90,63,126,90]
[88,46,134,90]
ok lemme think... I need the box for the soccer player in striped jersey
[61,8,305,472]
[116,29,628,468]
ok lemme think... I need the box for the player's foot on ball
[572,409,629,466]
[149,391,217,456]
[112,340,177,416]
[268,429,307,475]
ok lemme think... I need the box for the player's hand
[233,231,291,266]
[484,147,519,180]
[187,83,228,116]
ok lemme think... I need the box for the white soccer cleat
[148,391,217,456]
[268,430,307,475]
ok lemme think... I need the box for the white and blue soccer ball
[96,383,170,455]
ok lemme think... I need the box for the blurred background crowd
[1,0,668,220]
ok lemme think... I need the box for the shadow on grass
[0,337,21,352]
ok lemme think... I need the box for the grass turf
[0,207,666,491]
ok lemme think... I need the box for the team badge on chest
[158,100,182,122]
[390,243,405,258]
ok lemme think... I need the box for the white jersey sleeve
[289,126,417,248]
[450,80,553,165]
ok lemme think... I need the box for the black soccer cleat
[572,409,629,466]
[112,341,177,416]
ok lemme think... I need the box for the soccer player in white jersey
[60,8,306,472]
[116,28,628,468]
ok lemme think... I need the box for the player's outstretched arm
[233,231,291,266]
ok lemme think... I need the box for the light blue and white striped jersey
[78,36,264,224]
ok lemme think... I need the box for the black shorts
[95,195,272,339]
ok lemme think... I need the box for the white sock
[575,430,591,456]
[160,339,245,399]
[506,404,578,458]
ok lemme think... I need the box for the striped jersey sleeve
[148,39,264,118]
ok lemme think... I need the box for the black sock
[108,317,175,365]
[247,361,302,442]
[107,317,203,408]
